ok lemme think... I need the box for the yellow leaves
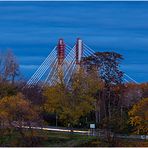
[0,110,9,121]
[43,85,66,113]
[128,98,148,134]
[44,69,100,125]
[43,69,102,126]
[129,116,141,126]
[0,93,38,126]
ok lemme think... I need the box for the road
[21,125,89,135]
[20,125,148,140]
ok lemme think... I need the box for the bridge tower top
[76,38,83,65]
[57,38,65,65]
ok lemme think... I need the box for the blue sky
[0,1,148,82]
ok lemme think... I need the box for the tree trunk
[108,89,112,119]
[99,106,101,123]
[56,114,58,127]
[108,99,111,119]
[95,99,99,124]
[95,110,99,124]
[11,75,15,84]
[103,90,107,118]
[120,105,123,118]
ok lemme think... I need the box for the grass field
[0,129,148,147]
[0,129,95,147]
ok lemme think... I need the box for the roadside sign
[90,124,95,129]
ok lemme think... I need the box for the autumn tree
[21,84,45,106]
[81,52,123,128]
[123,83,142,109]
[0,50,20,84]
[43,68,103,128]
[0,93,39,141]
[69,68,103,126]
[82,52,123,85]
[128,98,148,134]
[0,82,18,99]
[140,83,148,98]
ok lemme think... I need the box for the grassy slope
[0,129,148,147]
[0,129,96,147]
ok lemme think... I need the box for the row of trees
[42,52,148,134]
[0,50,147,145]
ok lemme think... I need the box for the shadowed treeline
[0,50,148,146]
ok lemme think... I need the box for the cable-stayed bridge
[26,38,138,87]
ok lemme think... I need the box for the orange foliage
[128,98,148,134]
